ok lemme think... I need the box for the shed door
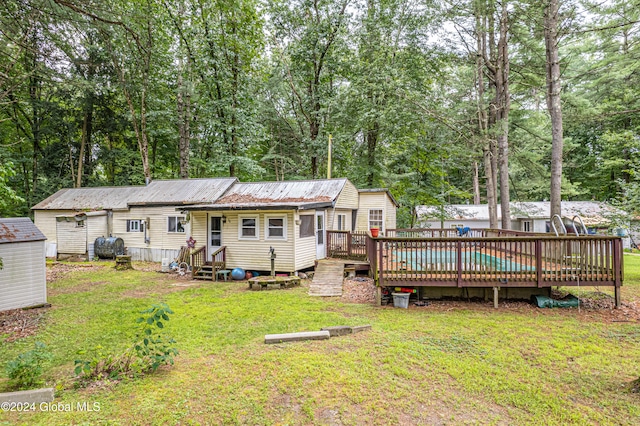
[316,211,325,259]
[209,216,223,258]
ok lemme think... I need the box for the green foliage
[74,303,178,382]
[5,342,52,389]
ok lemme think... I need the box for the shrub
[74,303,178,382]
[5,341,52,389]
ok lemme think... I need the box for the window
[266,216,286,240]
[300,215,314,238]
[167,216,185,233]
[369,209,383,230]
[522,220,532,232]
[450,224,464,229]
[239,216,259,240]
[337,214,346,231]
[127,219,144,232]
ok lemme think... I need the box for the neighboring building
[0,218,47,312]
[416,201,630,247]
[32,178,398,272]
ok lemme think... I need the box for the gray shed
[0,218,47,311]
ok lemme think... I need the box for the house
[416,201,631,247]
[32,178,398,273]
[0,218,47,312]
[32,178,237,261]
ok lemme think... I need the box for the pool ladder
[550,214,588,237]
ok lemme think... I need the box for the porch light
[222,214,227,224]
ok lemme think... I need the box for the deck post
[493,286,500,308]
[535,240,542,287]
[614,238,622,308]
[456,240,462,287]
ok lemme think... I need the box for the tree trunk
[177,74,190,179]
[496,2,511,229]
[475,5,498,228]
[545,0,563,220]
[473,161,481,204]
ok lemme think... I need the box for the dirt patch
[339,275,640,322]
[46,262,105,283]
[0,307,48,342]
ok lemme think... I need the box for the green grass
[1,257,640,425]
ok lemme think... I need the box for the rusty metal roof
[31,178,238,210]
[185,178,348,210]
[0,217,46,244]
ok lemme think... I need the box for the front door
[316,211,325,259]
[209,215,222,258]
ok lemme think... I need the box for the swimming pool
[395,250,533,272]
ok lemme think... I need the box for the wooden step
[309,260,345,297]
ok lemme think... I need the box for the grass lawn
[1,257,640,425]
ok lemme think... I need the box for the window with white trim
[450,224,464,229]
[167,216,185,233]
[522,220,532,232]
[239,215,259,240]
[127,219,144,232]
[337,214,346,231]
[368,209,383,230]
[266,215,286,240]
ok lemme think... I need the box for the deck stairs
[309,259,345,297]
[193,262,215,280]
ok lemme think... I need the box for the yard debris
[0,308,47,342]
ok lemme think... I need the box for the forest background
[1,0,639,227]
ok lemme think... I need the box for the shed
[0,218,47,312]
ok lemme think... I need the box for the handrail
[572,216,588,236]
[550,214,566,236]
[211,246,227,270]
[190,245,207,278]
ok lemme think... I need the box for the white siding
[294,212,318,270]
[112,206,191,252]
[334,181,359,209]
[34,210,65,242]
[357,193,395,233]
[0,241,47,311]
[57,219,88,254]
[385,195,397,230]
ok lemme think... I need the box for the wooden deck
[326,229,624,307]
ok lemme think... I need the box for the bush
[5,341,52,389]
[74,303,178,382]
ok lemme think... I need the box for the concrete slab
[265,331,330,344]
[0,388,54,404]
[350,325,372,334]
[321,326,352,337]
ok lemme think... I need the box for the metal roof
[129,178,237,206]
[0,217,46,244]
[416,201,623,226]
[31,178,238,210]
[185,178,348,210]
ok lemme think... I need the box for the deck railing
[369,235,622,289]
[326,231,369,260]
[190,246,207,278]
[211,246,227,271]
